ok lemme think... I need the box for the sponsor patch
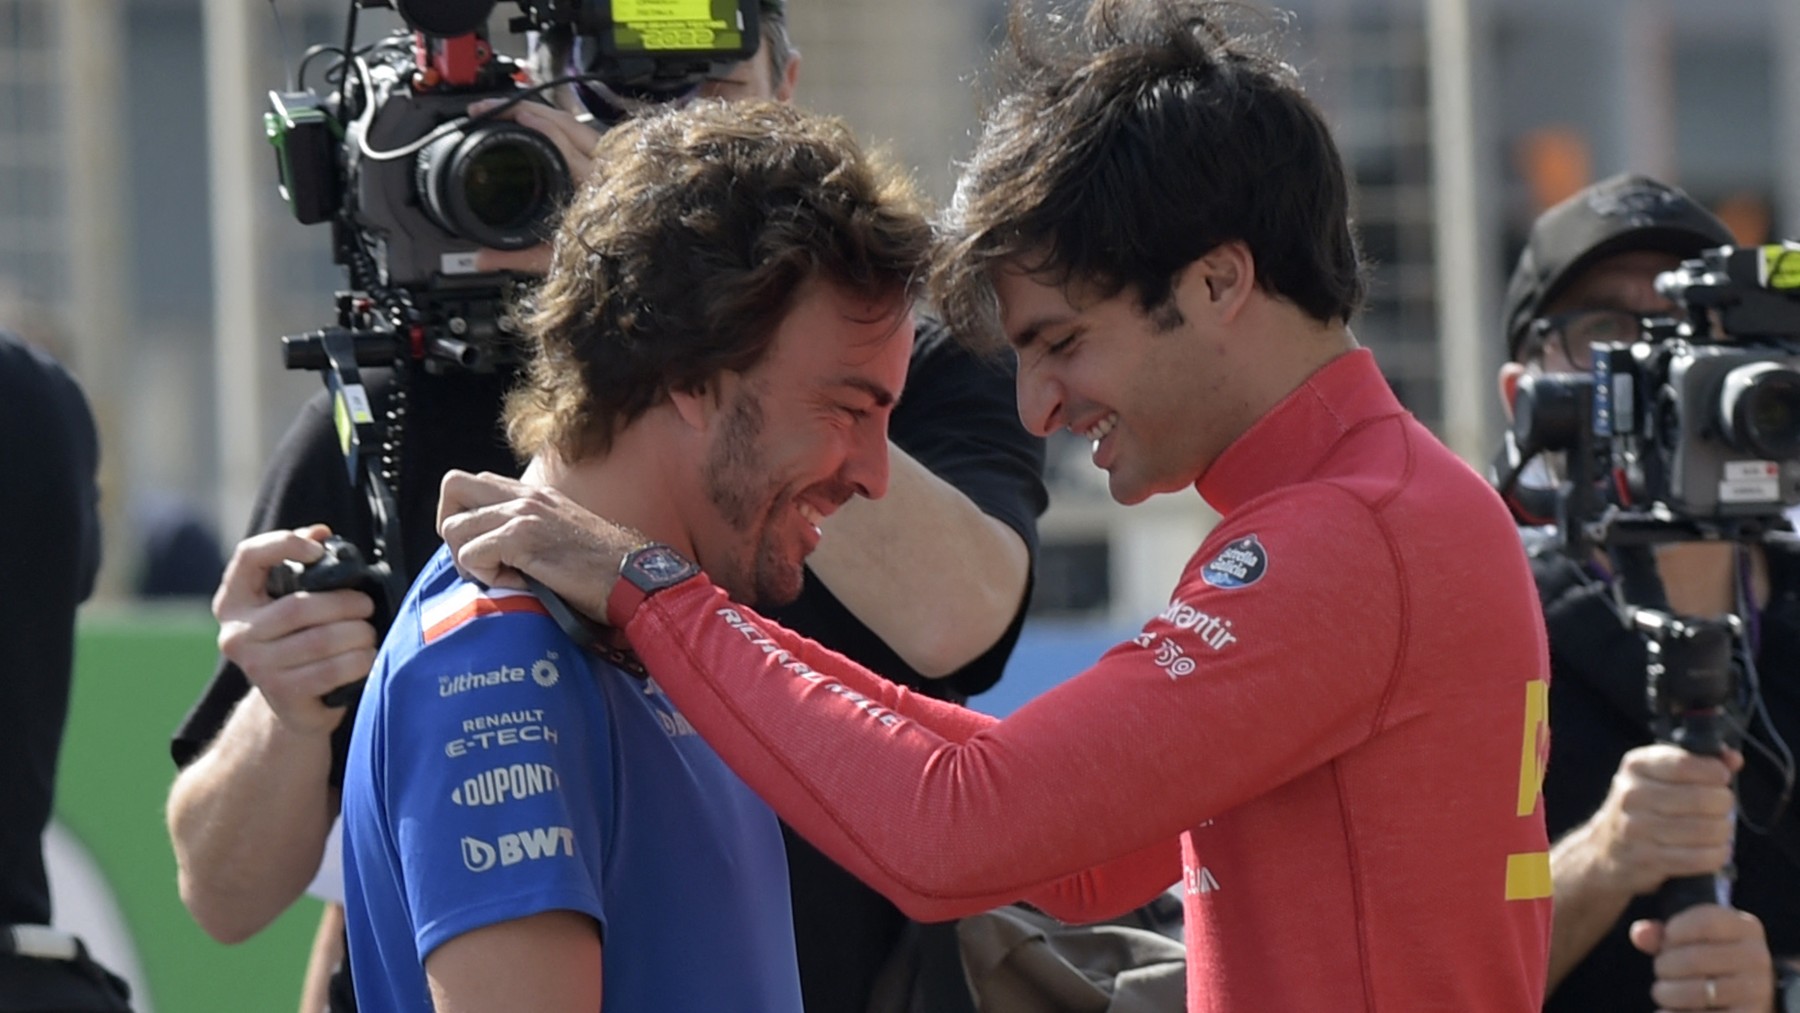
[1155,599,1238,652]
[1200,535,1268,590]
[460,826,575,872]
[452,762,560,807]
[443,722,559,758]
[421,584,550,644]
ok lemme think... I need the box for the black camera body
[268,0,760,373]
[347,52,570,287]
[258,0,760,692]
[1499,242,1800,545]
[1597,335,1800,520]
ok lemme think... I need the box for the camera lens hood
[417,121,571,251]
[1719,360,1800,460]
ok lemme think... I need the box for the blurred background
[4,0,1798,1007]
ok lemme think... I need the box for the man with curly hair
[339,99,933,1012]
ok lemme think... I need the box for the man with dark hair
[343,97,935,1012]
[435,1,1554,1008]
[1498,172,1800,1013]
[165,4,1044,1010]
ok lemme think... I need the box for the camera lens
[417,120,570,251]
[1719,361,1800,460]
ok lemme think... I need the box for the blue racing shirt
[342,547,801,1011]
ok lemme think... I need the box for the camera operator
[1497,173,1800,1013]
[163,5,1044,1011]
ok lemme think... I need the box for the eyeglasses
[1527,309,1651,371]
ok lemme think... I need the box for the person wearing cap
[163,6,1044,1011]
[1498,173,1800,1013]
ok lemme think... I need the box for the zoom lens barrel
[416,121,570,251]
[1718,361,1800,460]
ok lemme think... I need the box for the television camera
[1493,241,1800,918]
[1494,242,1800,555]
[259,0,758,702]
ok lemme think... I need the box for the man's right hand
[437,470,645,625]
[1587,743,1740,896]
[213,524,378,737]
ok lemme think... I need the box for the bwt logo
[460,826,576,872]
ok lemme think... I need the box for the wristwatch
[607,542,702,628]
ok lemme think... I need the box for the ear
[667,374,732,433]
[1188,241,1256,323]
[776,49,802,103]
[1497,362,1526,423]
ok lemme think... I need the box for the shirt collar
[1195,348,1405,515]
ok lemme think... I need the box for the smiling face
[690,278,913,605]
[996,261,1242,505]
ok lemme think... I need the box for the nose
[843,417,892,501]
[1015,357,1065,438]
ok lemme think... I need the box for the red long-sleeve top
[620,350,1552,1011]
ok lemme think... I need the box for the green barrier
[55,605,322,1012]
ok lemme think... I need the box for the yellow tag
[1504,851,1552,901]
[332,384,375,457]
[1758,243,1800,290]
[333,394,353,457]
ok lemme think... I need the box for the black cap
[1500,173,1734,361]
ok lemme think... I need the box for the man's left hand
[1632,904,1775,1012]
[437,469,644,623]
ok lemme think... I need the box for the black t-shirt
[169,362,521,785]
[169,319,1048,1010]
[0,330,101,926]
[1535,539,1800,1013]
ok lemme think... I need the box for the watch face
[626,545,698,588]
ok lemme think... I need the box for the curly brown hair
[506,98,931,463]
[933,0,1365,349]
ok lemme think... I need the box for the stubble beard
[703,391,804,607]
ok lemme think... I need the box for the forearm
[628,575,1371,924]
[807,445,1029,677]
[1546,821,1634,993]
[298,904,345,1013]
[166,693,338,943]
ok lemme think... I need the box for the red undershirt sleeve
[625,485,1405,924]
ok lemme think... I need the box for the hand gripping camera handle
[264,536,384,707]
[1658,708,1734,920]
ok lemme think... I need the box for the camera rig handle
[1629,608,1742,920]
[265,326,410,709]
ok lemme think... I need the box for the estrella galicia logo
[1201,535,1268,590]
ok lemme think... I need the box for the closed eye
[1045,330,1082,358]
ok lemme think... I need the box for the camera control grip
[265,536,372,598]
[265,536,381,708]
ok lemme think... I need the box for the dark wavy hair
[506,99,931,463]
[934,0,1365,348]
